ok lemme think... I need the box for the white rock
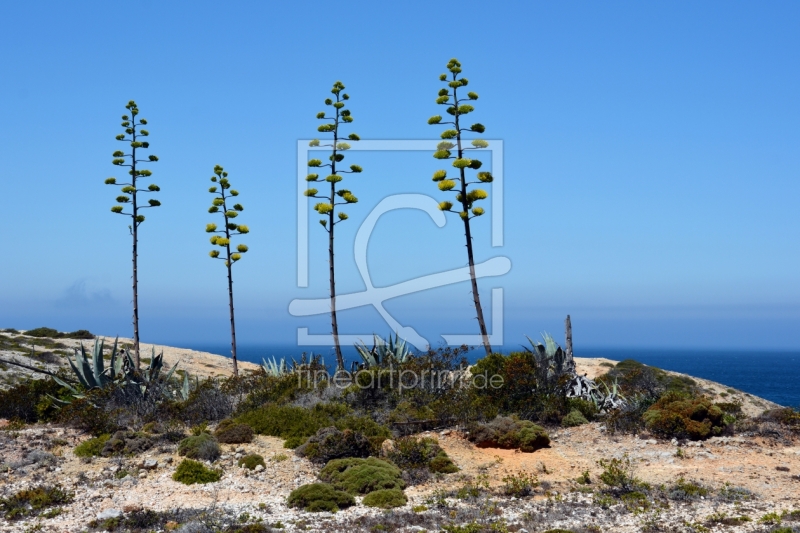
[97,508,122,520]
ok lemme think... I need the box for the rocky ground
[1,422,799,532]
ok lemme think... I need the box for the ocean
[185,343,800,409]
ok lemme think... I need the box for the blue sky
[1,1,798,351]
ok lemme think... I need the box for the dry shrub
[214,419,254,444]
[468,416,550,452]
[643,391,730,440]
[295,426,372,464]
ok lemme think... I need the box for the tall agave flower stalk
[105,100,161,368]
[427,59,493,355]
[304,81,362,370]
[206,164,250,377]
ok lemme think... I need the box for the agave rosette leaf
[108,337,123,380]
[77,343,97,387]
[91,338,108,386]
[354,339,378,368]
[163,357,180,383]
[181,371,190,400]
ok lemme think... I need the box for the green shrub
[468,416,550,452]
[501,472,538,497]
[295,426,371,464]
[469,347,580,423]
[362,488,408,508]
[643,391,729,440]
[668,477,709,501]
[0,376,73,423]
[598,359,699,400]
[429,452,459,473]
[172,459,222,485]
[0,484,73,520]
[597,455,639,492]
[215,419,255,444]
[238,454,266,470]
[561,409,589,427]
[178,433,221,461]
[565,398,599,421]
[335,415,392,438]
[319,457,405,495]
[236,402,350,447]
[74,434,111,458]
[57,388,118,436]
[287,483,355,512]
[388,436,458,474]
[23,327,60,338]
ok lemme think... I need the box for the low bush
[597,455,640,494]
[565,397,599,421]
[178,433,221,461]
[236,402,350,448]
[469,350,572,423]
[178,378,236,426]
[57,388,119,436]
[319,457,405,495]
[600,359,698,398]
[468,416,550,452]
[388,436,458,474]
[287,483,355,512]
[668,477,709,501]
[501,472,538,497]
[100,430,154,456]
[643,391,730,440]
[74,434,111,458]
[0,484,73,520]
[717,483,754,502]
[172,459,222,485]
[238,454,266,470]
[561,409,588,427]
[295,427,371,464]
[362,488,408,509]
[214,419,255,444]
[23,327,94,339]
[0,376,73,423]
[604,394,656,435]
[429,453,459,474]
[763,407,800,429]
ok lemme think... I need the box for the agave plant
[261,356,291,377]
[564,374,627,412]
[51,337,189,401]
[262,352,326,376]
[353,333,412,370]
[524,332,575,379]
